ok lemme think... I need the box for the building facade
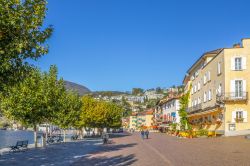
[161,97,181,124]
[183,38,250,136]
[129,109,154,130]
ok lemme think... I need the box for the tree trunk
[80,128,84,139]
[34,125,38,148]
[63,129,66,142]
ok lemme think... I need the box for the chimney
[233,43,241,48]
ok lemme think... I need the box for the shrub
[197,129,208,137]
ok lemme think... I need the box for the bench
[10,140,29,152]
[71,135,78,140]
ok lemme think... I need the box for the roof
[183,48,224,84]
[186,48,223,74]
[157,95,181,106]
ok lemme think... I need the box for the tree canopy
[80,96,123,129]
[0,0,53,91]
[132,88,144,95]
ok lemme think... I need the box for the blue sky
[33,0,250,91]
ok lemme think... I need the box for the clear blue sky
[33,0,250,91]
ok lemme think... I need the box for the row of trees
[0,0,123,148]
[0,66,123,147]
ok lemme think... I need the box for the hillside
[64,81,91,96]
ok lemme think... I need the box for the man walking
[140,130,145,140]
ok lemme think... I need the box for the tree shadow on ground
[109,132,132,138]
[72,154,137,166]
[0,140,137,166]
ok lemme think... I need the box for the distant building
[160,97,181,124]
[144,90,164,100]
[125,95,145,103]
[129,109,154,130]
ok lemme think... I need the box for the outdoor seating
[9,140,29,152]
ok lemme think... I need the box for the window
[236,111,243,119]
[203,74,207,84]
[191,87,194,94]
[208,90,212,101]
[217,83,222,95]
[217,62,221,75]
[194,85,197,93]
[235,80,243,97]
[207,71,211,81]
[194,99,197,106]
[198,82,201,91]
[235,57,242,70]
[204,92,207,102]
[198,97,201,104]
[195,71,199,77]
[231,80,246,98]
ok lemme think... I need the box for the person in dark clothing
[145,130,149,139]
[140,130,145,140]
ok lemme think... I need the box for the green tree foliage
[0,65,81,146]
[178,90,190,130]
[132,88,144,95]
[41,65,66,141]
[80,96,123,130]
[0,68,45,147]
[0,0,53,91]
[120,97,132,117]
[53,90,82,142]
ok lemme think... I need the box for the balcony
[187,103,202,113]
[216,92,248,102]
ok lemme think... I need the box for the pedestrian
[145,129,149,139]
[102,132,109,144]
[140,130,145,140]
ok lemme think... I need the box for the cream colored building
[183,38,250,136]
[129,109,154,130]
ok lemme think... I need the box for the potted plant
[235,118,244,123]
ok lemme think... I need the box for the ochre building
[183,38,250,136]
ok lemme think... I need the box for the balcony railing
[216,92,248,102]
[187,103,202,113]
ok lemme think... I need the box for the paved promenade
[1,132,250,166]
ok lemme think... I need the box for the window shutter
[242,57,246,70]
[243,111,248,122]
[230,80,235,93]
[231,80,235,98]
[232,111,236,123]
[231,57,235,70]
[243,80,246,92]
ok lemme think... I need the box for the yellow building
[183,38,250,136]
[129,109,154,130]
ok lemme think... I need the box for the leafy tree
[0,0,53,91]
[0,68,44,147]
[80,96,123,134]
[41,65,65,141]
[178,90,190,130]
[132,88,144,95]
[53,90,82,142]
[120,97,132,117]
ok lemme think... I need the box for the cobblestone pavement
[1,132,250,166]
